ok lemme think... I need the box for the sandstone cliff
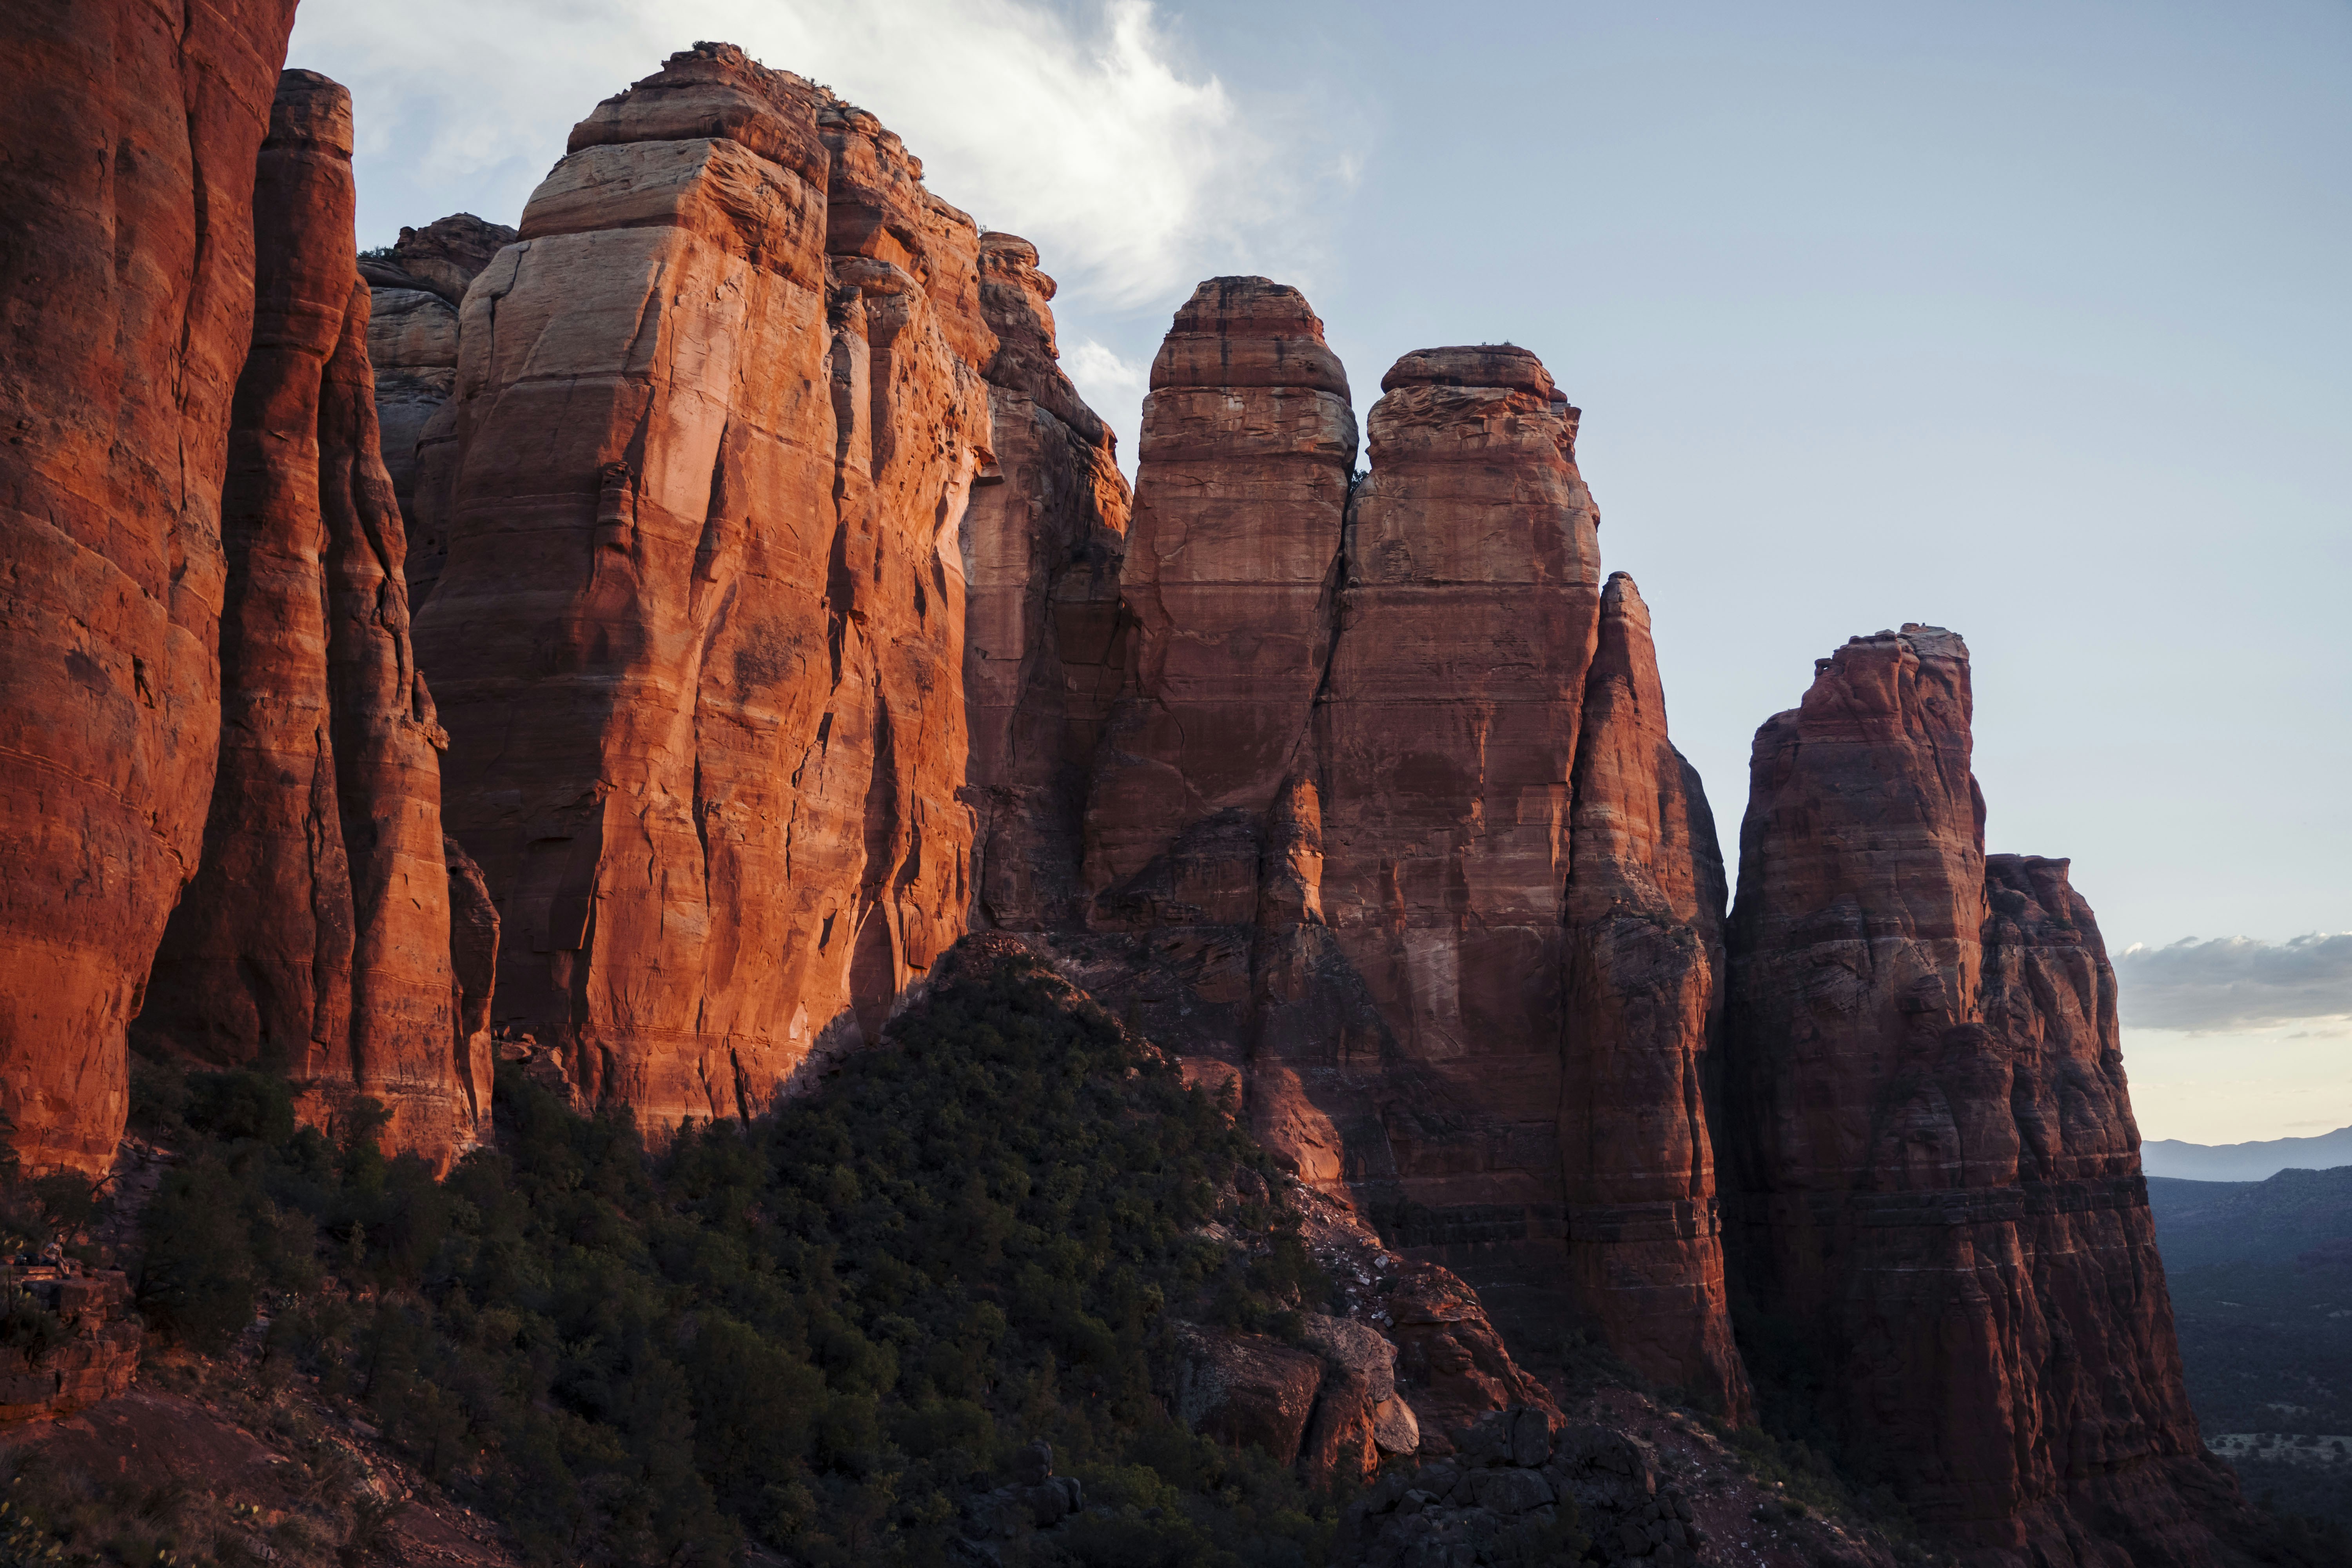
[0,0,299,1172]
[134,71,482,1168]
[414,45,992,1130]
[1720,625,2250,1561]
[358,212,516,606]
[959,234,1130,931]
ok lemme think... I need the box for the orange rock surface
[414,45,991,1131]
[135,71,480,1168]
[0,0,298,1172]
[1720,625,2247,1561]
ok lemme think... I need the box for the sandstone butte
[0,20,2270,1559]
[412,44,996,1128]
[133,71,488,1170]
[1719,624,2254,1561]
[0,0,300,1174]
[358,212,517,607]
[1058,312,1750,1419]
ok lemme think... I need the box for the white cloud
[291,0,1325,312]
[1062,338,1152,461]
[2114,932,2352,1032]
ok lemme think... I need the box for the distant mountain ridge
[2147,1167,2352,1269]
[2143,1125,2352,1181]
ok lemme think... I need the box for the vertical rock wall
[415,45,991,1130]
[0,0,299,1172]
[135,71,480,1169]
[960,234,1130,930]
[1720,625,2244,1560]
[358,212,516,608]
[1560,574,1749,1416]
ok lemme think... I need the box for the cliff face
[1560,574,1749,1417]
[960,234,1131,931]
[0,0,299,1172]
[358,212,516,607]
[414,45,991,1131]
[1721,626,2245,1561]
[134,71,483,1168]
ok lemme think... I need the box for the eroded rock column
[1559,573,1749,1417]
[1721,625,2245,1559]
[0,0,299,1172]
[136,71,479,1169]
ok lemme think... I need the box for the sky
[289,0,2352,1144]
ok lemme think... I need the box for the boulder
[0,0,299,1172]
[1386,1263,1557,1452]
[1170,1321,1327,1464]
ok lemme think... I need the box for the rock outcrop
[358,213,515,606]
[134,71,481,1169]
[960,234,1131,930]
[414,45,992,1131]
[0,1267,142,1422]
[1559,575,1749,1416]
[0,0,299,1172]
[1720,625,2250,1562]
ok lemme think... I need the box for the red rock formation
[1559,574,1749,1417]
[0,1269,142,1422]
[1082,278,1356,921]
[1300,344,1600,1320]
[415,45,990,1131]
[136,71,479,1169]
[0,0,299,1172]
[1721,625,2250,1562]
[358,213,516,606]
[960,234,1129,930]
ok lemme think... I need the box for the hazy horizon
[289,0,2351,1143]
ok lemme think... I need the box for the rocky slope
[0,0,301,1172]
[132,71,482,1169]
[1720,625,2254,1563]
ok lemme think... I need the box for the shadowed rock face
[960,234,1130,931]
[0,0,298,1172]
[135,71,482,1170]
[1560,574,1750,1418]
[414,44,991,1133]
[1721,625,2249,1562]
[359,213,516,607]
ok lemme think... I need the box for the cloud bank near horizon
[2115,933,2352,1033]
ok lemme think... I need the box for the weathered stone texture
[135,71,478,1169]
[414,44,991,1132]
[0,0,299,1172]
[1560,573,1749,1418]
[1721,624,2247,1562]
[358,212,515,606]
[960,234,1129,931]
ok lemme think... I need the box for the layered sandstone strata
[1301,345,1602,1309]
[135,71,483,1167]
[415,45,991,1129]
[1082,277,1356,918]
[1559,574,1749,1417]
[1720,626,2247,1561]
[960,234,1130,930]
[358,212,515,606]
[0,0,299,1171]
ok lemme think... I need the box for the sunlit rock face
[0,0,299,1173]
[413,45,994,1132]
[136,71,485,1171]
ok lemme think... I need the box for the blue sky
[293,0,2351,1140]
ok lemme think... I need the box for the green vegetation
[109,952,1350,1566]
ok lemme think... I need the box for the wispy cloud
[292,0,1329,313]
[2115,933,2352,1032]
